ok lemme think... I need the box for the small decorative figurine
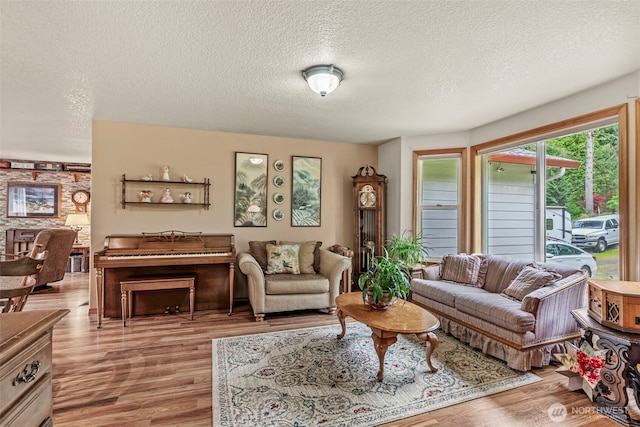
[182,192,192,203]
[160,188,174,203]
[182,174,193,183]
[141,174,153,181]
[138,190,153,203]
[162,165,171,181]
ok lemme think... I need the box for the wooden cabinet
[0,309,68,427]
[5,229,44,256]
[587,279,640,333]
[120,174,210,209]
[352,166,387,288]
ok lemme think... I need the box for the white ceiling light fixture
[302,65,344,97]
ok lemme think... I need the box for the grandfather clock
[352,165,387,288]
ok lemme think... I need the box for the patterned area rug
[212,322,540,426]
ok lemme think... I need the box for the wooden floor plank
[19,273,619,426]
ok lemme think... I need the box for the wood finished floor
[23,273,619,427]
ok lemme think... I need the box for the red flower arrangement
[569,343,607,387]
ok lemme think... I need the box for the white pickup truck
[571,214,620,252]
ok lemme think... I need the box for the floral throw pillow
[265,244,301,274]
[280,241,321,274]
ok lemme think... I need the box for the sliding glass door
[480,124,620,279]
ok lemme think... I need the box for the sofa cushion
[265,273,330,294]
[501,266,562,301]
[249,240,276,270]
[411,278,490,307]
[483,256,533,294]
[454,292,536,333]
[265,244,300,274]
[440,254,485,286]
[280,240,322,274]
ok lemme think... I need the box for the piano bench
[120,276,195,327]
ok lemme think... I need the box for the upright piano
[93,231,235,328]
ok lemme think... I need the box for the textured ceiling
[1,1,639,163]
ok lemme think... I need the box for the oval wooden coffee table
[335,292,440,381]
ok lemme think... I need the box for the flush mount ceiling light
[302,65,344,97]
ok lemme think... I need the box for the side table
[572,308,640,425]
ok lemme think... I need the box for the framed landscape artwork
[7,182,61,218]
[234,152,268,227]
[291,156,321,227]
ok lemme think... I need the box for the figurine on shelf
[182,174,193,183]
[138,190,153,203]
[162,165,171,181]
[141,174,153,181]
[160,188,174,203]
[182,192,192,204]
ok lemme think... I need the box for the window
[414,149,467,258]
[472,105,628,279]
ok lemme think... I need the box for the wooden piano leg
[121,286,127,327]
[96,267,104,329]
[189,282,195,320]
[228,263,235,316]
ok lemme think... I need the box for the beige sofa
[237,241,352,321]
[410,254,587,371]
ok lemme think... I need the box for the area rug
[212,322,540,426]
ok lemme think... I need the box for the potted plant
[385,230,429,268]
[358,249,411,309]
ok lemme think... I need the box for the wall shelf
[120,174,210,209]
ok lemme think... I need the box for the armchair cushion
[265,273,329,294]
[249,240,276,270]
[280,240,322,274]
[266,243,300,274]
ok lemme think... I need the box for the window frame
[413,147,468,257]
[470,104,630,279]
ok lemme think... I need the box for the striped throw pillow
[440,254,485,286]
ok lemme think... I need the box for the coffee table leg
[336,309,347,339]
[416,331,439,373]
[371,332,397,382]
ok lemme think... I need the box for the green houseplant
[385,231,429,267]
[358,249,411,309]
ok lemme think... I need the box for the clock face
[359,185,376,207]
[72,190,90,212]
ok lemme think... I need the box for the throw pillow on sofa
[501,266,561,301]
[440,254,486,287]
[249,240,276,271]
[265,243,301,274]
[280,240,322,274]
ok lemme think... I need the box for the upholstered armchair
[237,243,352,321]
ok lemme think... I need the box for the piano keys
[94,231,235,328]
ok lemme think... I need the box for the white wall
[380,132,469,237]
[470,71,639,145]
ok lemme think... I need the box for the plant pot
[365,290,397,310]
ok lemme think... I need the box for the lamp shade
[302,65,344,97]
[65,213,90,226]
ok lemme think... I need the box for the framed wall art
[291,156,322,226]
[234,152,268,227]
[6,182,61,218]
